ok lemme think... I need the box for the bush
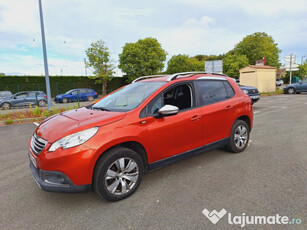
[5,118,13,124]
[32,106,41,116]
[42,110,50,117]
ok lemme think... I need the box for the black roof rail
[132,75,170,83]
[167,71,228,81]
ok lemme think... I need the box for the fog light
[57,175,65,184]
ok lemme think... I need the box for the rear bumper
[29,162,91,193]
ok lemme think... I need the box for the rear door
[26,92,38,105]
[194,79,236,145]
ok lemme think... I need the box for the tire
[88,96,94,101]
[38,100,46,107]
[2,102,11,110]
[93,147,144,202]
[62,97,69,103]
[287,87,296,94]
[225,119,250,153]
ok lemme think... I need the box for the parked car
[284,78,307,94]
[0,91,47,110]
[0,91,12,100]
[230,78,260,104]
[28,72,253,201]
[240,85,260,104]
[54,88,98,103]
[276,78,284,87]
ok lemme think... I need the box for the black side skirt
[148,137,229,171]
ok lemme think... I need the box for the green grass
[260,88,284,96]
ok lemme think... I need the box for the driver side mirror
[158,105,179,116]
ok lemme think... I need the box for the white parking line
[253,111,260,114]
[281,106,287,109]
[33,122,39,126]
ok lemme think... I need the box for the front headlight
[49,127,99,152]
[242,89,249,94]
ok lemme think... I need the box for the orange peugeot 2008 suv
[28,72,253,201]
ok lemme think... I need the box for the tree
[223,53,249,78]
[298,60,307,79]
[0,73,5,76]
[85,40,114,96]
[166,54,204,74]
[193,54,225,62]
[119,37,167,82]
[232,32,281,67]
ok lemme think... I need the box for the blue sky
[0,0,306,76]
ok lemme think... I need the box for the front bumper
[29,161,91,193]
[248,94,260,103]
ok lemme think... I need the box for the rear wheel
[88,96,94,101]
[38,100,46,107]
[2,102,11,110]
[225,120,250,153]
[94,147,144,201]
[62,97,69,103]
[287,87,295,94]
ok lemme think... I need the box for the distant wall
[0,76,128,97]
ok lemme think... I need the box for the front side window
[196,80,228,106]
[92,82,166,112]
[15,92,28,99]
[147,84,193,115]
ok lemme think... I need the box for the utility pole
[289,54,293,85]
[38,0,52,110]
[84,58,87,77]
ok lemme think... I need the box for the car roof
[134,72,229,83]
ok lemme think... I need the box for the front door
[144,83,204,163]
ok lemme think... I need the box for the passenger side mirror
[158,105,179,116]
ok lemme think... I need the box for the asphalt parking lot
[0,94,306,229]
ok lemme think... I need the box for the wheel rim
[39,101,45,107]
[63,98,68,103]
[3,103,10,110]
[234,125,248,149]
[88,96,93,101]
[288,88,294,94]
[105,157,139,195]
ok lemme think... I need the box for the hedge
[0,76,128,97]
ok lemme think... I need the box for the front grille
[31,133,48,155]
[249,89,258,94]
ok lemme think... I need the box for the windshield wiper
[92,106,110,111]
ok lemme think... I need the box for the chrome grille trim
[31,133,48,155]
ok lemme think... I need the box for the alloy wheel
[105,157,139,195]
[234,125,248,149]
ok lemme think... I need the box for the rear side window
[223,81,235,98]
[196,80,228,106]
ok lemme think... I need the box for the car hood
[55,94,65,98]
[36,107,126,142]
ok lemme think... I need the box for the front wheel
[2,102,11,110]
[62,97,69,103]
[93,147,144,202]
[225,120,250,153]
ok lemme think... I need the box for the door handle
[225,105,233,111]
[191,115,202,121]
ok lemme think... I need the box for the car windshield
[65,90,74,94]
[92,81,166,112]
